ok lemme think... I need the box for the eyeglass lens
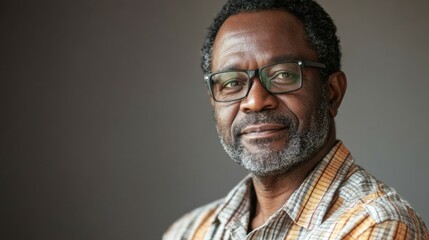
[210,62,302,102]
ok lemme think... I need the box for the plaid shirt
[164,142,428,239]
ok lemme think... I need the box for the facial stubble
[215,90,330,177]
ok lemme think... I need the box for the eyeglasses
[203,60,325,102]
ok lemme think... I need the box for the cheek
[213,103,240,131]
[279,75,324,127]
[276,94,318,129]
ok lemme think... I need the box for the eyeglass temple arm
[302,60,326,69]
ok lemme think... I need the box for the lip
[240,123,287,139]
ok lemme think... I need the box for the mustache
[232,111,296,137]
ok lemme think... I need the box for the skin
[210,10,347,230]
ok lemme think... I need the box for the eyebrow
[214,54,302,73]
[269,55,302,65]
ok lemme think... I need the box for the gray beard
[216,92,330,177]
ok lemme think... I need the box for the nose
[239,78,279,113]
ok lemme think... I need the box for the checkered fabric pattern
[164,142,429,239]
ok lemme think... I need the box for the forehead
[212,10,317,72]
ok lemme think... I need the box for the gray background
[1,0,428,239]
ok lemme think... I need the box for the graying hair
[201,0,341,81]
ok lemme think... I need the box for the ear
[326,71,347,118]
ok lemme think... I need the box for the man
[164,0,428,239]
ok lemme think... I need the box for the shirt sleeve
[163,200,222,240]
[355,220,429,240]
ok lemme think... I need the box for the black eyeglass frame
[203,60,326,102]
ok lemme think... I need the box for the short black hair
[201,0,341,80]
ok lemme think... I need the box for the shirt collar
[215,174,253,228]
[214,141,354,230]
[283,141,354,229]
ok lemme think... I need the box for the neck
[249,129,337,231]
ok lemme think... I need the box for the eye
[212,71,248,94]
[274,71,293,79]
[280,72,291,78]
[221,79,246,90]
[270,71,299,85]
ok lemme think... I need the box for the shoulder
[339,164,419,221]
[163,199,223,240]
[360,191,429,239]
[331,165,429,239]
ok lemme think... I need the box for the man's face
[211,10,331,176]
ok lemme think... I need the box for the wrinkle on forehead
[213,29,284,71]
[212,10,313,72]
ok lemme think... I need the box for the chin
[234,149,307,177]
